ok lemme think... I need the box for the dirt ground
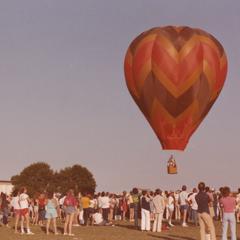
[0,219,239,240]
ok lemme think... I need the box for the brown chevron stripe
[138,71,211,119]
[160,26,196,51]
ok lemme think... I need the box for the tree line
[11,162,96,197]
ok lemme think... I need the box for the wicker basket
[167,165,177,174]
[167,155,177,174]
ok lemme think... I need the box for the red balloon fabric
[124,26,227,150]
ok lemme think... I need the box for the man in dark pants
[131,188,140,229]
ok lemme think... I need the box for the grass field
[0,219,239,240]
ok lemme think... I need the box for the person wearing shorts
[45,192,58,235]
[179,185,189,227]
[19,187,34,235]
[63,189,77,236]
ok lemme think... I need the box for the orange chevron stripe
[198,35,222,57]
[152,38,205,87]
[202,60,215,97]
[152,62,203,98]
[133,33,157,55]
[202,43,220,83]
[154,34,179,62]
[152,43,179,84]
[124,51,139,99]
[134,58,152,96]
[178,43,203,85]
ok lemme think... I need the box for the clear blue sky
[0,0,239,192]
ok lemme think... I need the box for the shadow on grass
[40,226,64,234]
[148,233,195,240]
[115,223,139,231]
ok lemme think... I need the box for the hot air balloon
[124,26,227,172]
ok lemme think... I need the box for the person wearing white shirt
[179,185,189,227]
[188,188,198,226]
[152,189,165,232]
[98,192,110,222]
[92,209,113,226]
[19,187,34,235]
[167,191,175,227]
[174,191,181,220]
[11,190,21,233]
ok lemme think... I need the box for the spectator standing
[220,186,236,240]
[63,189,77,236]
[131,188,140,228]
[236,188,240,223]
[38,193,46,226]
[167,191,175,227]
[11,190,21,233]
[81,193,91,226]
[174,190,181,220]
[195,182,216,240]
[99,192,110,222]
[120,191,128,221]
[19,187,34,235]
[179,185,189,227]
[109,194,117,222]
[45,192,58,235]
[188,188,198,226]
[0,192,10,227]
[141,190,151,231]
[128,192,134,222]
[152,189,165,232]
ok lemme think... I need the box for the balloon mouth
[161,138,189,151]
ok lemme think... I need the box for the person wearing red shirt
[220,187,236,240]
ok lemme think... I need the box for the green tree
[55,164,96,194]
[11,162,54,196]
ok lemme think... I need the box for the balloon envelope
[124,26,227,150]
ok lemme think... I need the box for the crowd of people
[0,182,240,239]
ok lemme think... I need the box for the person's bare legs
[69,213,74,235]
[64,215,70,234]
[46,219,50,234]
[25,214,31,233]
[14,214,20,233]
[53,218,58,234]
[20,216,24,233]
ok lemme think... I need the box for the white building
[0,180,13,195]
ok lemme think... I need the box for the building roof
[0,180,12,184]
